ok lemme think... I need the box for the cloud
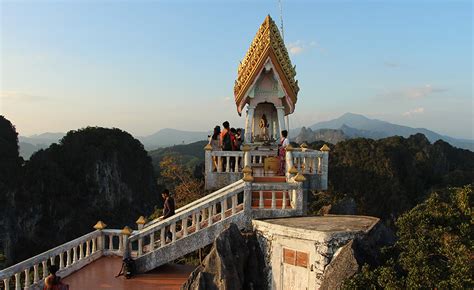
[286,40,325,56]
[378,84,447,100]
[402,107,425,117]
[0,91,49,103]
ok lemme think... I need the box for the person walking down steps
[162,189,175,242]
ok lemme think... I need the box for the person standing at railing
[234,128,243,170]
[209,125,221,171]
[220,121,236,172]
[44,265,69,290]
[278,130,289,175]
[162,189,175,242]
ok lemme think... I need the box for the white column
[285,115,290,137]
[245,106,255,143]
[276,106,286,139]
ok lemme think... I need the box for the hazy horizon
[1,1,472,139]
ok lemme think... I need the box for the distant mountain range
[293,113,473,151]
[19,133,66,159]
[18,129,210,159]
[17,113,473,159]
[138,128,209,150]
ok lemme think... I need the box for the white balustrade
[128,183,247,260]
[210,151,244,173]
[291,150,326,175]
[0,230,110,290]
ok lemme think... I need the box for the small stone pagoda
[235,15,299,144]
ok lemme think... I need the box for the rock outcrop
[320,221,395,289]
[182,223,266,290]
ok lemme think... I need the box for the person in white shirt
[279,130,289,175]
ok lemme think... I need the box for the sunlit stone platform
[62,256,196,290]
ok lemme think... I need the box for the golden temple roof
[234,15,299,114]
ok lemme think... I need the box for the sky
[1,0,472,139]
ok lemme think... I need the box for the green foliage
[148,206,163,221]
[345,185,473,289]
[309,134,474,221]
[158,155,205,208]
[148,140,207,177]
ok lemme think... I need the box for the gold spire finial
[289,166,298,174]
[320,144,330,152]
[242,144,251,152]
[294,172,306,182]
[136,216,146,225]
[93,221,107,230]
[121,226,133,235]
[242,166,254,182]
[204,143,213,151]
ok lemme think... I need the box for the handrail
[292,150,324,157]
[144,180,245,228]
[0,230,101,279]
[210,151,244,157]
[251,182,299,191]
[130,182,246,241]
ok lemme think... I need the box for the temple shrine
[235,15,299,144]
[205,15,328,191]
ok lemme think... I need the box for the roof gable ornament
[234,15,299,115]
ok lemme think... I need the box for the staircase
[0,177,305,289]
[128,177,303,273]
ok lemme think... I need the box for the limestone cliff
[182,224,266,290]
[0,125,161,266]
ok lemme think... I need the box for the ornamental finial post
[93,221,107,231]
[136,216,146,230]
[242,166,254,182]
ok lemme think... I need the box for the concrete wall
[252,216,379,289]
[205,172,243,191]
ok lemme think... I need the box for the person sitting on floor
[44,265,69,290]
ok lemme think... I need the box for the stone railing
[251,180,304,219]
[248,149,278,167]
[204,145,247,190]
[144,180,245,228]
[210,151,245,173]
[285,145,330,190]
[0,226,128,290]
[128,180,249,273]
[204,144,281,190]
[291,151,324,174]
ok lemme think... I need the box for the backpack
[223,131,233,151]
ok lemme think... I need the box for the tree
[345,185,473,289]
[158,155,205,208]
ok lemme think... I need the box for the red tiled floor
[63,256,196,290]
